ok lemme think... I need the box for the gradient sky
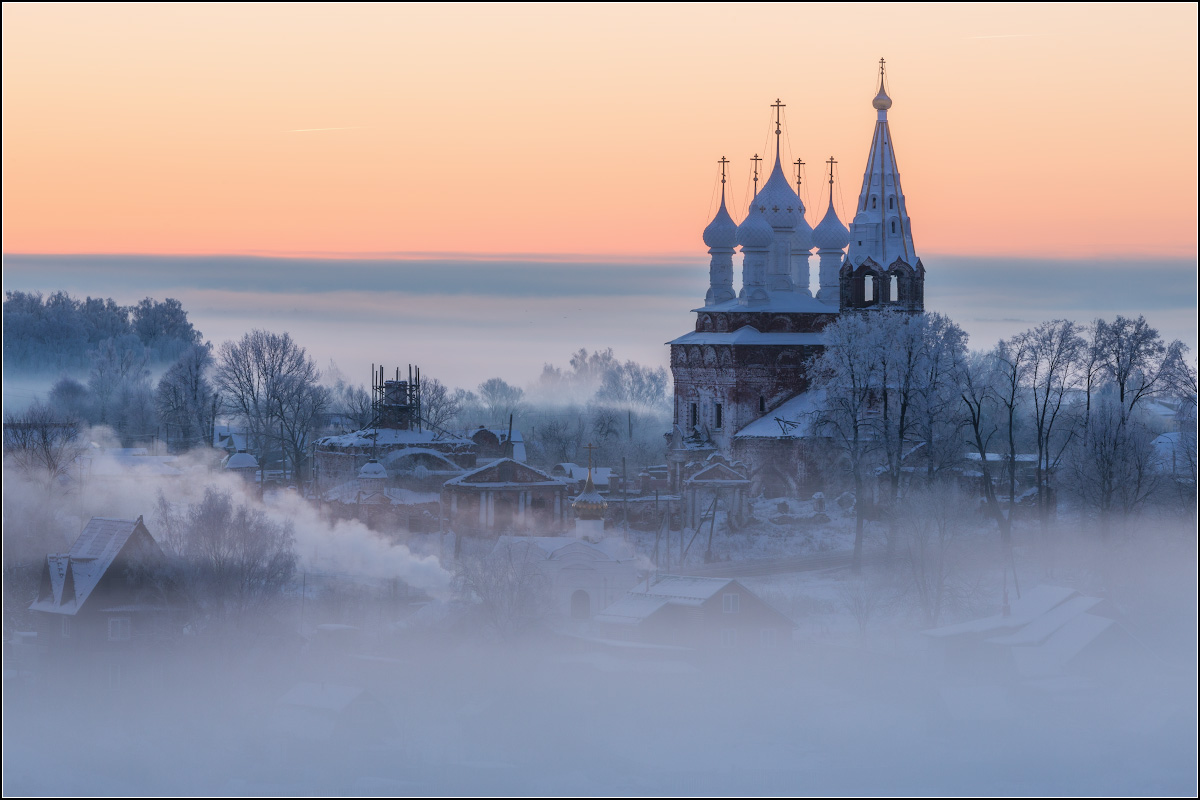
[3,3,1197,259]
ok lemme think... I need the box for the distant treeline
[3,291,203,370]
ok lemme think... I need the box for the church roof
[735,390,826,439]
[444,457,566,488]
[735,202,774,249]
[668,327,825,347]
[753,152,804,232]
[702,190,737,250]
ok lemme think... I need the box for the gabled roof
[30,517,162,615]
[685,461,749,486]
[444,458,566,488]
[594,575,794,628]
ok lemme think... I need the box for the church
[666,61,925,498]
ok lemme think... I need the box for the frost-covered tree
[87,335,156,441]
[155,488,297,620]
[478,377,524,426]
[155,344,217,450]
[454,539,550,638]
[214,330,326,483]
[2,402,86,487]
[808,313,883,572]
[959,351,1014,543]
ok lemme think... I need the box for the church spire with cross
[749,98,812,297]
[703,156,737,306]
[812,156,851,304]
[843,59,924,311]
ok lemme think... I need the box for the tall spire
[847,58,916,270]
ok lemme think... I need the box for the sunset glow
[3,3,1196,259]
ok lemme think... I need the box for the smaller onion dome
[813,203,851,251]
[571,472,608,521]
[225,450,259,470]
[702,195,737,249]
[736,204,775,249]
[358,459,388,480]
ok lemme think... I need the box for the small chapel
[667,60,925,497]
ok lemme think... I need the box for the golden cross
[583,442,596,470]
[718,155,729,185]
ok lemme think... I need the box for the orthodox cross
[794,157,805,194]
[718,155,729,185]
[751,153,762,196]
[771,98,785,138]
[827,155,837,186]
[583,442,596,471]
[879,57,886,81]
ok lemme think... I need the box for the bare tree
[1022,320,1085,528]
[960,351,1013,543]
[898,484,975,627]
[155,343,217,450]
[2,402,86,488]
[454,540,550,638]
[214,330,326,484]
[155,488,297,621]
[477,377,524,426]
[809,313,883,572]
[420,377,463,430]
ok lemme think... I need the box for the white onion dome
[702,195,737,249]
[873,85,892,111]
[813,202,851,250]
[754,155,802,230]
[225,450,258,470]
[358,459,388,480]
[736,204,775,249]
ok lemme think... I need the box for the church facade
[667,62,924,497]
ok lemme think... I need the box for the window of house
[723,593,740,614]
[108,617,131,641]
[61,617,72,638]
[690,402,698,429]
[715,403,723,429]
[721,628,738,648]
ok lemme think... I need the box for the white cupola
[812,157,851,304]
[703,159,738,306]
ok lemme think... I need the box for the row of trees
[810,310,1194,570]
[3,291,203,370]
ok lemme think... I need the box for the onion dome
[736,203,774,249]
[358,459,388,480]
[702,195,737,249]
[813,202,851,251]
[872,86,892,111]
[793,209,815,252]
[754,155,802,230]
[571,471,608,521]
[225,450,258,470]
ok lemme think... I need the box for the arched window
[864,274,874,303]
[889,197,894,209]
[871,197,877,209]
[891,221,896,234]
[890,275,898,302]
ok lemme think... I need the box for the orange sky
[3,3,1197,259]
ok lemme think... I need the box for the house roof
[30,517,160,615]
[735,390,825,440]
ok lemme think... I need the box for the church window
[690,403,698,429]
[723,593,740,613]
[890,276,898,302]
[889,197,894,209]
[864,274,874,303]
[891,221,896,234]
[715,403,723,429]
[759,396,766,413]
[871,196,877,209]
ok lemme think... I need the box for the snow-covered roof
[922,585,1080,639]
[225,451,258,470]
[552,463,614,486]
[323,481,439,506]
[594,594,672,625]
[29,517,160,615]
[668,327,826,347]
[443,458,566,488]
[735,390,824,439]
[317,427,471,448]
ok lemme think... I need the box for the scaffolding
[371,364,422,431]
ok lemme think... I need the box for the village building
[667,61,924,498]
[28,516,181,687]
[442,458,570,536]
[593,575,794,652]
[494,536,639,623]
